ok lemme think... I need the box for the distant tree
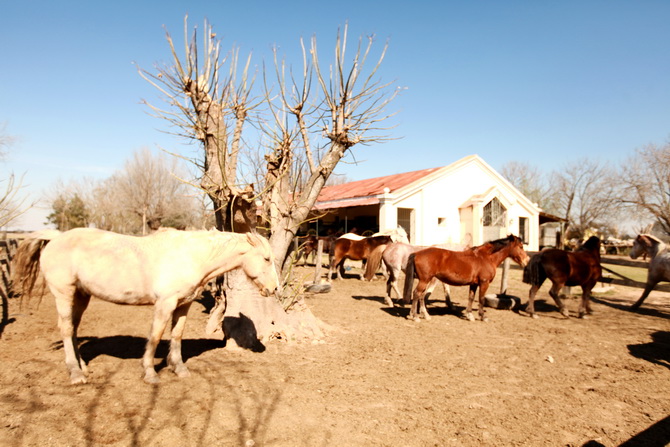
[500,161,556,213]
[0,125,34,229]
[45,149,200,234]
[619,142,670,236]
[114,148,199,234]
[46,193,90,230]
[550,158,620,240]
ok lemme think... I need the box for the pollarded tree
[139,19,399,267]
[139,19,399,344]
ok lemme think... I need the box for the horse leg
[548,282,569,318]
[443,283,454,312]
[631,281,658,310]
[384,270,397,307]
[168,301,193,378]
[477,282,490,322]
[53,286,91,384]
[143,298,178,384]
[465,285,478,321]
[408,280,427,322]
[526,285,541,319]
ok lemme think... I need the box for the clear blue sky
[1,1,669,230]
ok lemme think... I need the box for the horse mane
[578,236,601,252]
[480,235,519,254]
[639,233,664,245]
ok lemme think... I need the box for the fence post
[500,258,509,295]
[314,239,324,282]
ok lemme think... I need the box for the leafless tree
[139,19,399,266]
[550,158,620,239]
[46,149,200,234]
[0,126,34,229]
[137,18,399,344]
[619,142,670,236]
[500,161,556,213]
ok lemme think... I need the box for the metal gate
[483,198,506,242]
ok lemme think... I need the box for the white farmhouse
[312,154,544,251]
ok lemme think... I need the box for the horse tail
[11,230,60,304]
[402,253,416,304]
[364,244,387,280]
[522,253,546,286]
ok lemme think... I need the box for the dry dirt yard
[1,263,669,447]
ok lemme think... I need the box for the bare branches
[620,142,670,235]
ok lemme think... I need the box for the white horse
[12,228,280,385]
[629,234,670,310]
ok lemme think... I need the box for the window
[519,217,529,244]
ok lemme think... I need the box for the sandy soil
[1,263,669,447]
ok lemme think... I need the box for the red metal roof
[315,167,442,210]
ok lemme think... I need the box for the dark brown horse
[402,235,530,322]
[523,236,602,319]
[295,235,335,266]
[328,234,393,281]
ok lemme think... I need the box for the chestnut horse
[402,235,529,322]
[629,233,670,310]
[363,242,468,308]
[11,228,280,385]
[523,236,601,319]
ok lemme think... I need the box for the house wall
[386,160,540,250]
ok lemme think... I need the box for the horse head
[243,233,280,297]
[630,234,662,260]
[506,234,530,267]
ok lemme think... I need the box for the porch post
[378,187,397,231]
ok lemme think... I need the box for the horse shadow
[627,331,670,370]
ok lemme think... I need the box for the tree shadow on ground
[627,331,670,370]
[591,296,669,320]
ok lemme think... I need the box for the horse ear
[246,232,260,247]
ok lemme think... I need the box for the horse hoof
[466,313,475,322]
[579,314,589,320]
[143,373,161,385]
[481,317,489,323]
[530,314,539,319]
[70,372,88,385]
[173,364,191,378]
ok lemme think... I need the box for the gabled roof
[314,154,541,213]
[315,167,442,210]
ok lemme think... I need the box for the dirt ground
[1,263,669,447]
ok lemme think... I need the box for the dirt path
[1,265,669,446]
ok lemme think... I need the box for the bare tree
[45,149,200,234]
[138,19,399,345]
[500,161,556,213]
[115,148,198,234]
[0,126,34,229]
[620,142,670,235]
[139,19,399,266]
[550,158,620,239]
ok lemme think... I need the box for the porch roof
[314,167,441,210]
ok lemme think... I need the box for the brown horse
[295,235,335,266]
[523,236,602,319]
[328,234,393,281]
[402,235,529,322]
